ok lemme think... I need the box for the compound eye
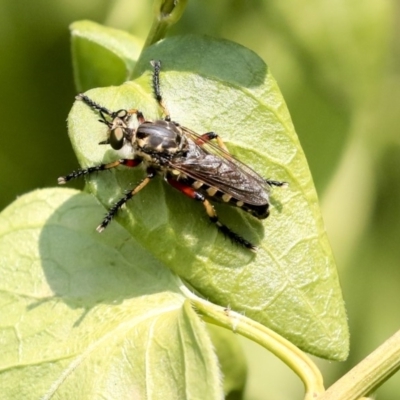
[116,109,128,119]
[109,126,125,150]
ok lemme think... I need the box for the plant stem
[132,0,187,78]
[317,329,400,400]
[144,0,188,49]
[180,285,325,400]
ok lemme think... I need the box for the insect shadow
[38,191,183,326]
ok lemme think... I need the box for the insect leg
[266,179,287,187]
[166,177,256,251]
[197,133,286,188]
[58,159,142,184]
[132,110,145,124]
[202,199,257,250]
[77,93,144,124]
[97,169,156,232]
[76,93,114,116]
[150,60,171,121]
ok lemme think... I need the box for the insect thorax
[135,120,188,157]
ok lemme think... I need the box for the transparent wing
[167,127,270,206]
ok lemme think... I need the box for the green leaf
[0,189,224,399]
[207,325,247,399]
[70,20,143,92]
[67,33,349,360]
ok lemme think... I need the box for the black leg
[58,159,142,184]
[150,60,171,121]
[76,93,114,116]
[265,179,287,187]
[202,198,256,251]
[76,93,141,125]
[166,176,256,251]
[97,169,156,232]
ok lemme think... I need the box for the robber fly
[58,60,286,250]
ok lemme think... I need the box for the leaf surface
[68,32,349,360]
[0,189,223,399]
[70,20,143,92]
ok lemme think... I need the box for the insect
[58,60,286,250]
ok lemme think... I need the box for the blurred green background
[0,0,399,398]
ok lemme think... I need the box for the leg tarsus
[202,199,256,251]
[77,93,144,125]
[58,159,142,184]
[212,218,257,251]
[97,169,155,232]
[76,93,113,116]
[58,160,121,184]
[150,60,171,120]
[97,191,134,232]
[167,176,256,250]
[266,179,288,188]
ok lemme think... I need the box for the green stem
[317,330,400,400]
[132,0,187,78]
[144,0,188,49]
[180,285,325,399]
